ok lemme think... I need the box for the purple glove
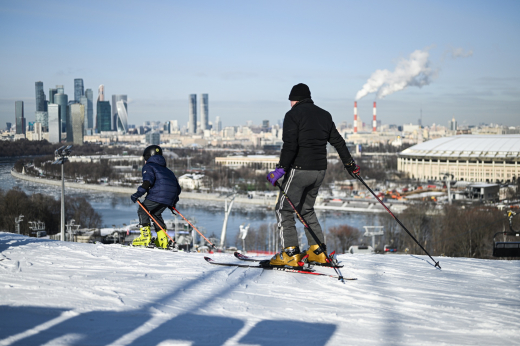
[267,167,286,186]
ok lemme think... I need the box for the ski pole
[137,200,175,243]
[169,207,217,250]
[347,171,441,269]
[275,182,345,283]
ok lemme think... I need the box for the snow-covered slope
[0,232,519,346]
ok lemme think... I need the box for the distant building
[35,111,48,131]
[70,103,85,145]
[96,101,111,132]
[85,89,93,129]
[74,78,84,102]
[170,120,179,132]
[398,135,520,183]
[56,85,64,94]
[116,100,128,133]
[145,132,160,145]
[188,94,197,134]
[6,122,12,131]
[32,122,43,141]
[48,104,61,143]
[35,81,46,112]
[449,118,457,131]
[215,155,279,170]
[178,173,209,190]
[49,88,58,104]
[15,101,25,135]
[54,93,68,133]
[200,94,208,131]
[223,126,235,138]
[262,120,270,131]
[215,116,222,132]
[97,85,105,102]
[111,95,127,131]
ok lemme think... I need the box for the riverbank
[10,169,277,207]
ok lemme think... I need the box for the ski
[204,257,357,280]
[233,251,344,268]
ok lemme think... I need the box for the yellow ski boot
[304,244,328,265]
[269,246,303,267]
[154,230,169,249]
[132,226,152,247]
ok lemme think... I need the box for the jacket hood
[147,154,166,167]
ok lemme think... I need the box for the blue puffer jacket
[141,155,181,206]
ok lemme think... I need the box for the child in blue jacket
[131,145,181,248]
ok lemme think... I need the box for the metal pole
[61,163,65,241]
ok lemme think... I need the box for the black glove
[344,158,360,175]
[131,186,146,203]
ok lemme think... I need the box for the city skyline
[1,1,519,128]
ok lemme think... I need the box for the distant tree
[328,225,361,253]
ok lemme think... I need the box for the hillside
[0,232,518,346]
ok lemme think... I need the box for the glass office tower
[35,111,48,131]
[70,103,85,145]
[74,79,84,102]
[85,89,93,129]
[112,95,127,131]
[96,101,111,132]
[15,101,25,135]
[54,93,68,133]
[189,94,197,134]
[48,104,61,143]
[116,100,128,133]
[35,81,46,112]
[200,94,208,131]
[49,88,58,104]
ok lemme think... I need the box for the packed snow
[0,232,519,346]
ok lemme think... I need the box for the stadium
[398,135,520,183]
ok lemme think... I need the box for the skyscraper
[116,100,128,133]
[200,94,208,131]
[189,94,197,134]
[56,85,64,94]
[97,85,105,102]
[85,89,93,129]
[15,101,25,135]
[69,103,85,145]
[54,93,68,133]
[112,95,127,131]
[49,88,57,104]
[6,122,12,132]
[35,81,46,112]
[215,116,222,132]
[35,111,48,131]
[48,104,61,143]
[96,101,111,132]
[74,78,84,102]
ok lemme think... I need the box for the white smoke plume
[355,49,435,101]
[450,47,473,59]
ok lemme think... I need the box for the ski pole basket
[493,210,520,258]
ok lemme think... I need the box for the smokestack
[354,101,358,134]
[373,101,377,132]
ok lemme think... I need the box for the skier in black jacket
[267,83,360,267]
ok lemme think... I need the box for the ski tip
[204,257,214,263]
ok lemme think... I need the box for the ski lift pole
[169,207,217,250]
[275,182,345,283]
[136,200,174,243]
[348,171,441,269]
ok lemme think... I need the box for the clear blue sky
[1,0,519,129]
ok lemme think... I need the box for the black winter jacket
[142,155,181,206]
[278,98,352,171]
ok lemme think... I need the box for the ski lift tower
[219,192,236,250]
[14,215,24,234]
[363,226,384,250]
[65,219,80,242]
[52,145,73,242]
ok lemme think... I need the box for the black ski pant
[138,199,167,232]
[275,169,326,249]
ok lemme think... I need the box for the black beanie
[288,83,311,101]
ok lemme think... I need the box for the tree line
[0,188,102,235]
